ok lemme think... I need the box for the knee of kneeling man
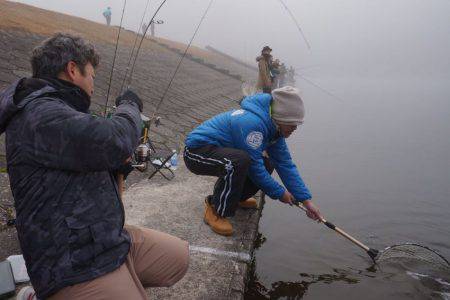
[165,241,190,287]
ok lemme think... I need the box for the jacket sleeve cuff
[295,192,312,203]
[297,197,312,203]
[263,185,284,200]
[274,187,285,200]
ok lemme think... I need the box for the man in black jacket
[0,33,188,299]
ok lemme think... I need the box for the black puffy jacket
[0,77,141,298]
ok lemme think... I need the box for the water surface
[246,77,450,299]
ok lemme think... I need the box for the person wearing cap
[184,86,322,236]
[256,46,273,93]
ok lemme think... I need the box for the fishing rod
[101,0,181,178]
[115,0,215,176]
[104,0,127,116]
[277,0,311,50]
[102,0,130,195]
[119,0,152,94]
[121,0,215,168]
[155,0,215,113]
[124,0,169,89]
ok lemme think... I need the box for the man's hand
[115,89,143,112]
[116,162,133,179]
[302,199,323,222]
[280,191,295,205]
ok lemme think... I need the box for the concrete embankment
[0,1,259,298]
[124,161,263,299]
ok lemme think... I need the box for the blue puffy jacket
[185,93,311,202]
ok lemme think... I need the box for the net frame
[376,242,450,269]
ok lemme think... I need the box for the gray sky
[12,0,450,80]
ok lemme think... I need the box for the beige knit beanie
[271,86,305,125]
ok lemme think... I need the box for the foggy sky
[11,0,450,81]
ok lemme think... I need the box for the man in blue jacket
[184,86,322,236]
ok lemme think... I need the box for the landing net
[376,243,449,270]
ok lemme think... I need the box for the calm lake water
[246,77,450,299]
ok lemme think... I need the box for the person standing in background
[256,46,273,93]
[103,7,112,26]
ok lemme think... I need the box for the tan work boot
[204,198,233,236]
[238,197,258,209]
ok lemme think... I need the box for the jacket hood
[0,78,51,134]
[0,77,90,134]
[240,93,276,132]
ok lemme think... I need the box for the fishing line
[155,0,214,113]
[120,0,152,94]
[277,0,311,50]
[154,0,215,113]
[295,72,345,103]
[275,1,345,101]
[104,0,127,116]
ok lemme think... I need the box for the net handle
[295,202,379,260]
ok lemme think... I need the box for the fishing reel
[130,114,162,172]
[131,143,152,172]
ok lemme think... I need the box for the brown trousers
[49,225,189,300]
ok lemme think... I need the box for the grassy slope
[0,0,218,59]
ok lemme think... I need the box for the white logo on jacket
[246,131,263,149]
[231,109,245,116]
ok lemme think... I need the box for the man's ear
[65,61,78,81]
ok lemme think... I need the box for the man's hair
[31,33,100,78]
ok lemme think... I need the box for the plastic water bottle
[170,150,178,170]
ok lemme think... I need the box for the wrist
[119,99,141,112]
[277,189,287,200]
[302,199,313,205]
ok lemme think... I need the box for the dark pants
[183,145,273,217]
